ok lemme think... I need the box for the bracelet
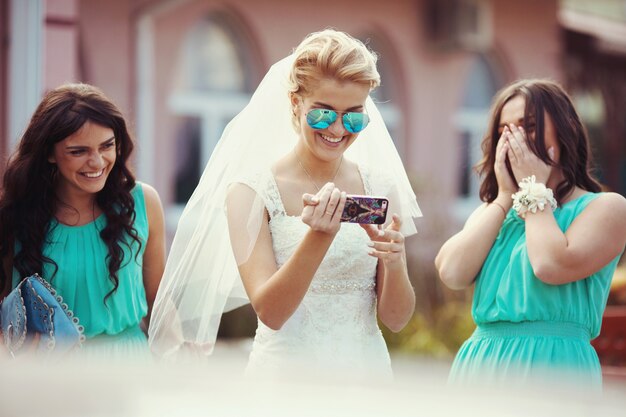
[490,201,508,218]
[511,175,557,218]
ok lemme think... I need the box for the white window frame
[166,92,249,230]
[453,108,487,222]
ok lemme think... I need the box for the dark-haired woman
[435,79,626,388]
[0,83,165,357]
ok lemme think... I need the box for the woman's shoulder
[130,180,161,198]
[134,182,165,225]
[592,191,626,214]
[227,169,276,208]
[233,166,274,192]
[570,191,626,230]
[136,182,161,204]
[570,190,626,209]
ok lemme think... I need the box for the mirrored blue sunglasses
[306,108,370,133]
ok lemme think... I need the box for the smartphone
[340,195,389,224]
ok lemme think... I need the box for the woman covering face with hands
[436,79,626,388]
[149,29,422,381]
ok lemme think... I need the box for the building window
[359,34,405,157]
[170,12,257,204]
[453,54,500,220]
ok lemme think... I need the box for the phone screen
[340,195,388,224]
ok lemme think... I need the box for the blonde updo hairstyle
[288,29,380,130]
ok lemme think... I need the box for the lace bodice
[239,166,391,380]
[265,168,377,293]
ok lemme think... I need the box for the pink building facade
[1,0,563,271]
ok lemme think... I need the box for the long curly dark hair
[477,79,601,204]
[0,83,141,300]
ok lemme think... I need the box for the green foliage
[382,301,475,358]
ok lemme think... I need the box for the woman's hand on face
[361,214,406,270]
[505,124,553,184]
[302,182,347,235]
[494,128,517,198]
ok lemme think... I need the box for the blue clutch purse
[0,274,85,356]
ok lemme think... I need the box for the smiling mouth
[81,169,105,179]
[320,133,343,144]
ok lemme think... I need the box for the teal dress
[12,184,149,358]
[450,193,621,387]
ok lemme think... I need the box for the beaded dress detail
[240,166,392,380]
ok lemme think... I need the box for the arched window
[170,12,258,204]
[359,34,406,157]
[454,54,501,219]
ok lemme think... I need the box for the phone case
[340,195,388,224]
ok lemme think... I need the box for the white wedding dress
[239,166,392,382]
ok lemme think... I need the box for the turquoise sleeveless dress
[449,193,621,387]
[12,184,149,358]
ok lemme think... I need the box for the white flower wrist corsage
[511,175,557,218]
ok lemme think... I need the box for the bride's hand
[361,214,406,270]
[302,182,347,235]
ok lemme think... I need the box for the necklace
[294,150,343,192]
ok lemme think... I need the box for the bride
[149,29,422,380]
